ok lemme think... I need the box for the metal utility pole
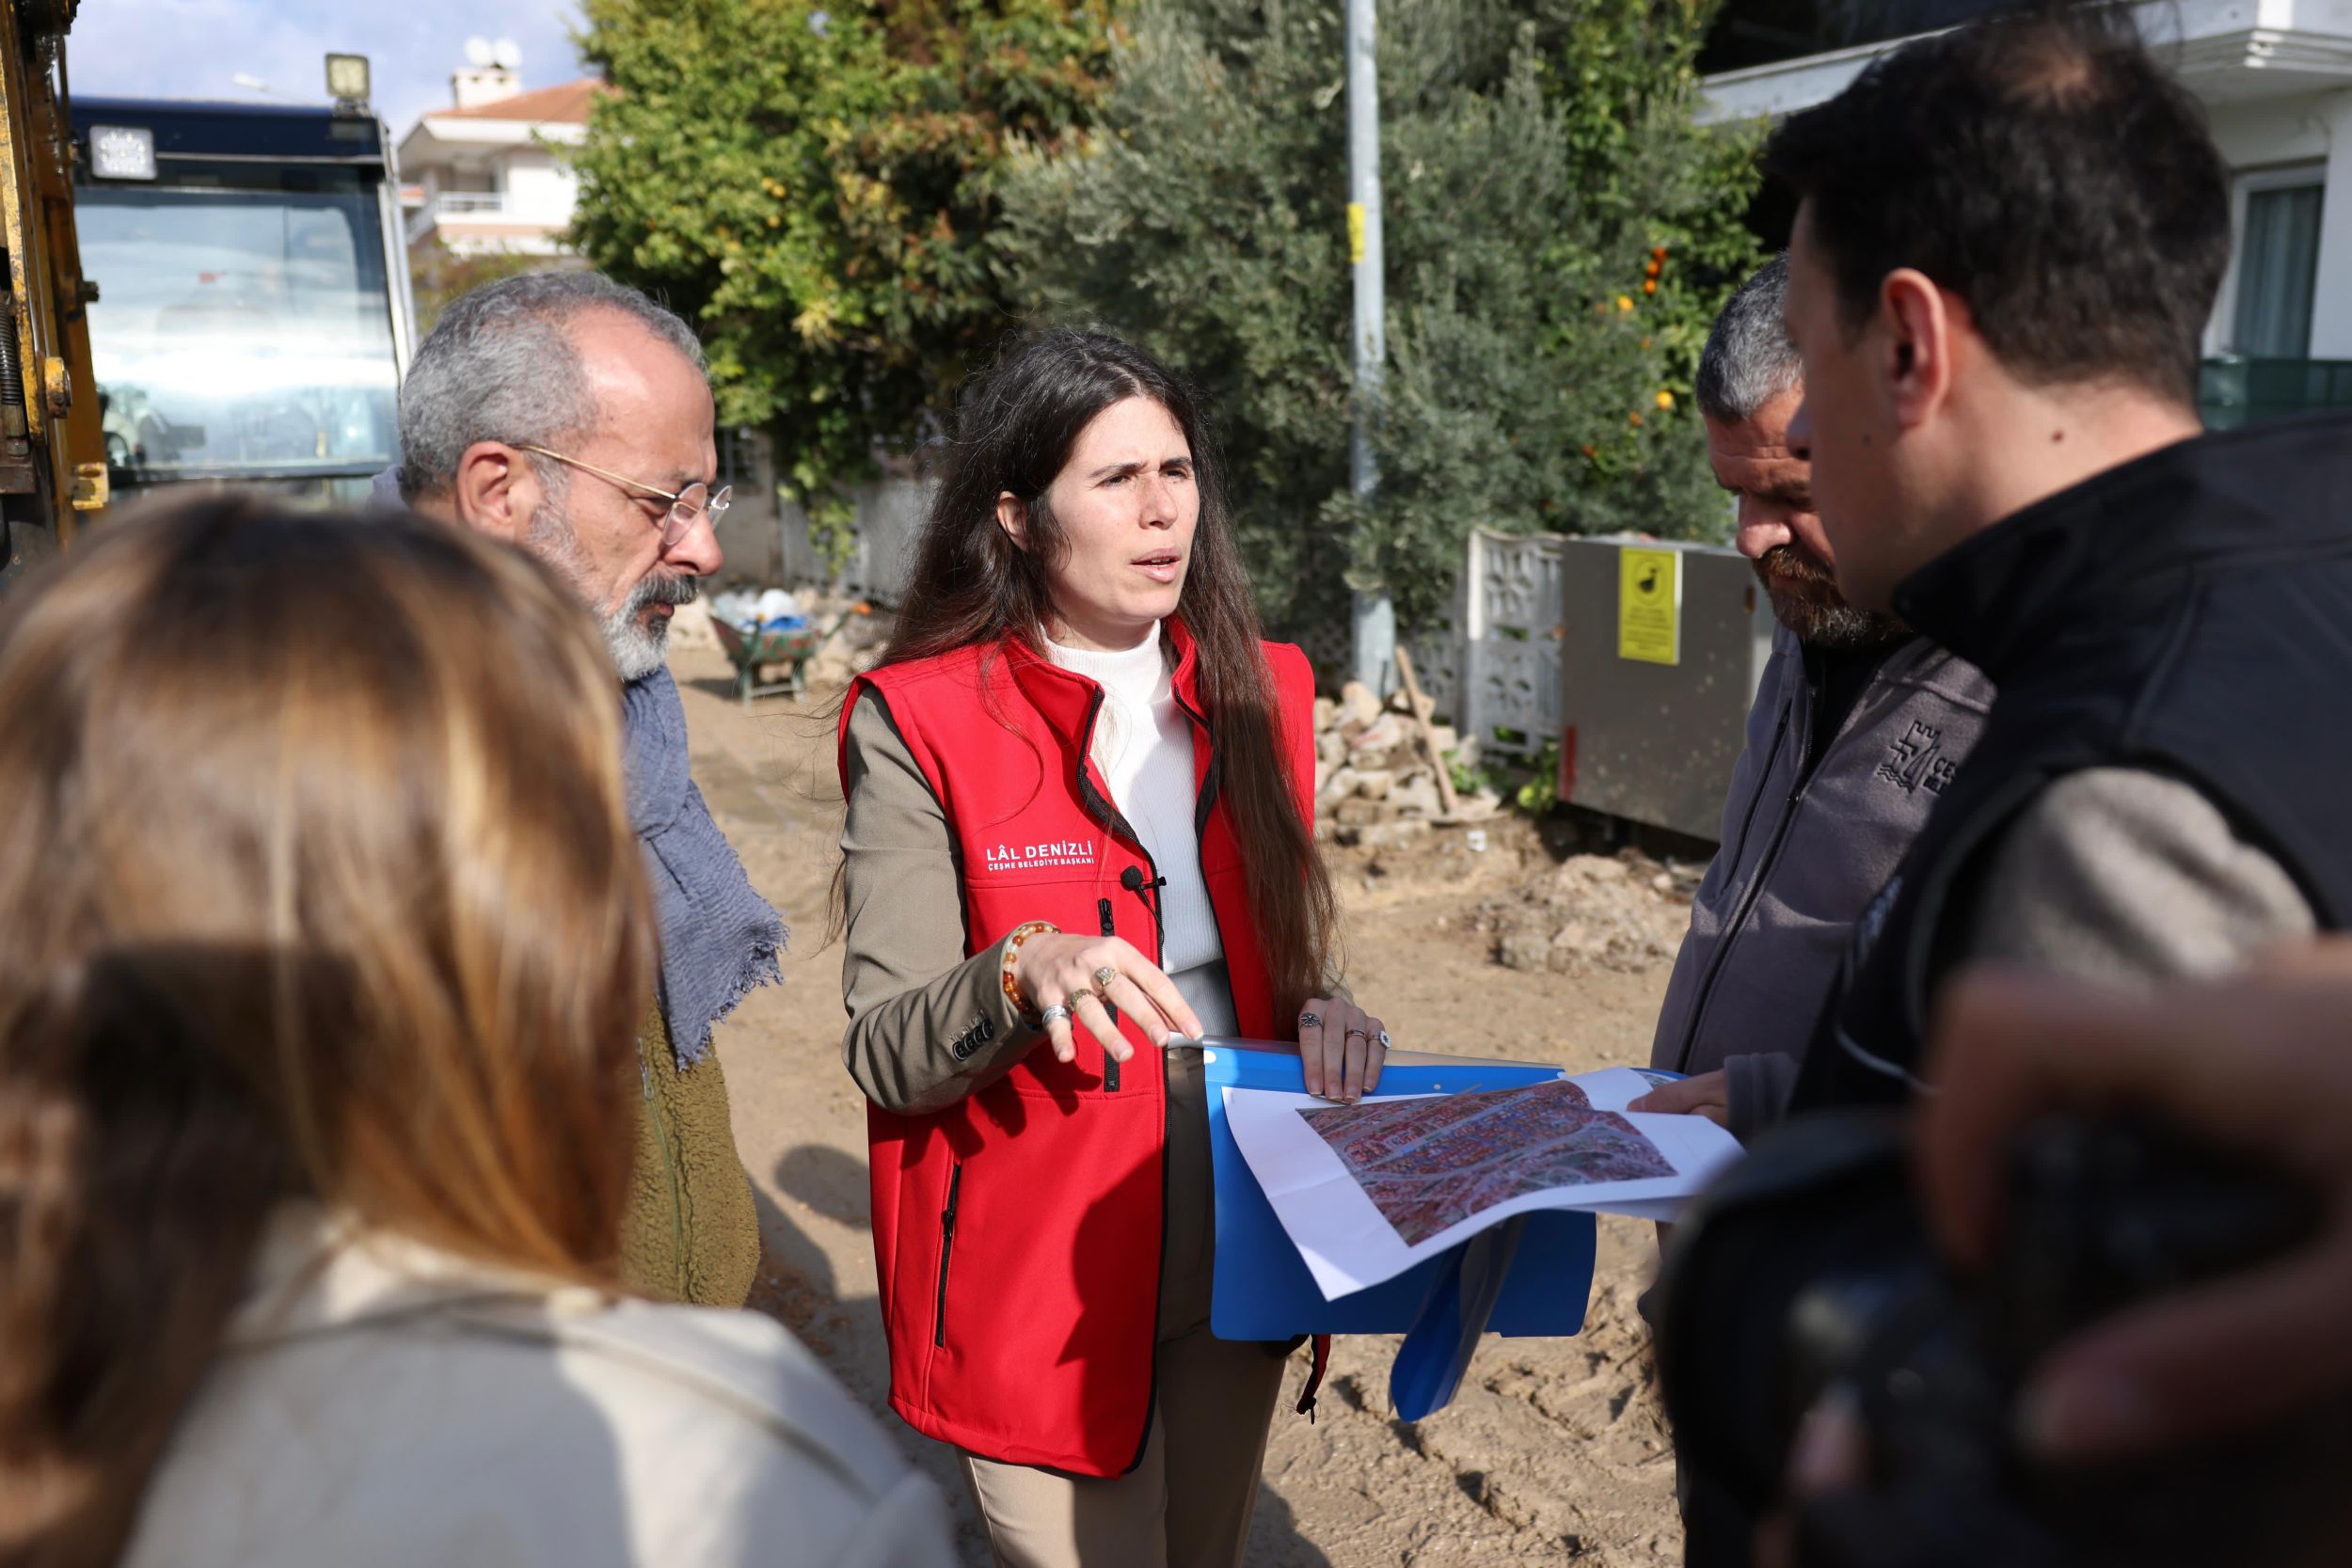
[1345,0,1395,694]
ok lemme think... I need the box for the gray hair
[397,271,707,502]
[1694,255,1800,423]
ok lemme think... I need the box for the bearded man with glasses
[505,440,734,675]
[382,272,782,1308]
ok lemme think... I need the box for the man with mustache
[1632,257,1994,1137]
[390,273,783,1307]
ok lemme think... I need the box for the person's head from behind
[1767,4,2229,611]
[0,497,653,1560]
[398,271,724,680]
[1698,255,1900,649]
[887,327,1333,1019]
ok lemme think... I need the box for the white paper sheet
[1224,1066,1744,1300]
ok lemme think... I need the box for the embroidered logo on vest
[1877,721,1959,797]
[983,838,1098,872]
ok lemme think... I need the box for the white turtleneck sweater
[1045,625,1237,1037]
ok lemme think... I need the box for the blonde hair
[0,496,655,1564]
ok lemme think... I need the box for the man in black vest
[1767,6,2344,1117]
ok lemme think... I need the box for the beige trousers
[959,1040,1283,1568]
[958,1321,1288,1568]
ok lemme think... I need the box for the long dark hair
[882,329,1338,1017]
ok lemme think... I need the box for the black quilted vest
[1791,413,2352,1111]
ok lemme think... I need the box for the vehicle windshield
[81,175,399,483]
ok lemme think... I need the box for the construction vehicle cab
[72,94,416,507]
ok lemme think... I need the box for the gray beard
[603,571,699,682]
[527,499,698,682]
[1754,545,1907,651]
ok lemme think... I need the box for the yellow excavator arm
[0,0,103,588]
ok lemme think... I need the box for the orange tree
[997,0,1761,636]
[569,0,1116,562]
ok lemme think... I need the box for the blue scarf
[621,667,786,1068]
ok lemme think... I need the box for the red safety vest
[837,621,1316,1475]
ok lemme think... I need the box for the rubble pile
[672,586,894,689]
[1313,681,1502,849]
[1472,851,1700,975]
[803,592,893,687]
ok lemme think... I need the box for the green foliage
[803,490,861,575]
[568,0,1118,522]
[1513,739,1564,815]
[1446,750,1486,799]
[997,0,1761,635]
[568,0,1759,623]
[410,242,571,336]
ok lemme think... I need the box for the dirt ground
[673,644,1688,1568]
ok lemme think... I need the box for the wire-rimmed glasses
[514,443,731,548]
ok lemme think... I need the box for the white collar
[1044,622,1168,702]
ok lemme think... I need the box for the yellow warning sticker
[1618,546,1681,665]
[1347,203,1367,266]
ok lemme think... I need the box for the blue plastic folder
[1202,1040,1598,1419]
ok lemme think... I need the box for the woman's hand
[1014,933,1204,1067]
[1298,997,1388,1102]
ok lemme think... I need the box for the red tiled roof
[434,79,609,124]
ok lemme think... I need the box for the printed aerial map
[1299,1079,1676,1244]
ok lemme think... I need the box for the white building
[1700,0,2352,423]
[398,59,604,259]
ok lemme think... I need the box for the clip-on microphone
[1119,864,1168,949]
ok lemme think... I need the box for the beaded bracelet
[1000,920,1058,1026]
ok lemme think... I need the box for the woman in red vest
[835,329,1388,1567]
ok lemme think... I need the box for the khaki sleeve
[840,691,1044,1114]
[1961,766,2316,989]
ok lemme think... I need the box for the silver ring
[1298,1010,1324,1030]
[1039,1003,1073,1026]
[1344,1027,1370,1043]
[1377,1030,1391,1050]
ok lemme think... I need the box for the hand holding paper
[1226,1066,1744,1299]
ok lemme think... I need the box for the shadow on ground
[775,1143,873,1232]
[681,671,839,715]
[1251,1481,1340,1568]
[683,673,752,705]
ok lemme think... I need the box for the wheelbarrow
[710,602,868,707]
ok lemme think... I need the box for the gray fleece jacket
[1647,625,1994,1136]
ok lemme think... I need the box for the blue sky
[73,0,592,141]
